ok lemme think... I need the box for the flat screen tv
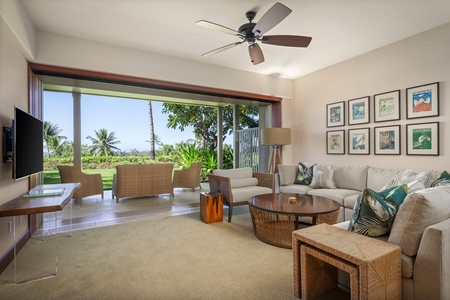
[13,107,44,181]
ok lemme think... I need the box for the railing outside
[237,128,269,172]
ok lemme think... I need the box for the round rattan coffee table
[248,193,340,248]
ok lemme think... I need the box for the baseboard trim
[0,229,30,275]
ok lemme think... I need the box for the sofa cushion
[213,167,252,180]
[294,162,315,185]
[279,184,313,194]
[310,165,336,189]
[388,186,450,257]
[348,185,408,237]
[333,165,368,191]
[231,186,273,203]
[344,194,358,210]
[367,167,411,191]
[278,164,297,186]
[308,188,359,206]
[431,171,450,187]
[230,178,258,188]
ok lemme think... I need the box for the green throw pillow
[294,162,314,185]
[431,171,450,187]
[348,185,408,237]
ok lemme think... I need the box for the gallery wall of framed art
[325,82,440,156]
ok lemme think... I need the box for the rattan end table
[293,224,401,299]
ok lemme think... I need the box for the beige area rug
[0,209,295,300]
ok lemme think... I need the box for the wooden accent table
[200,192,223,224]
[293,224,401,299]
[248,193,340,248]
[0,183,80,284]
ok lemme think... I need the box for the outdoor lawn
[44,169,115,190]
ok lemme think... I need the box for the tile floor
[38,184,209,236]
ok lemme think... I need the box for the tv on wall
[13,107,44,181]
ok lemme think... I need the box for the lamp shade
[260,128,291,146]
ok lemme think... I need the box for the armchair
[57,165,104,203]
[173,162,203,191]
[208,167,274,222]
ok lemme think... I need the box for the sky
[43,91,202,152]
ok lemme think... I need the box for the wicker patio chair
[173,162,203,191]
[57,165,104,203]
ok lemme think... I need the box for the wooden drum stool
[200,192,223,224]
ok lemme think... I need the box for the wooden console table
[0,183,80,284]
[293,224,401,299]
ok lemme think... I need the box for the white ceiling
[21,0,450,80]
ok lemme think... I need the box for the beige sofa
[208,167,274,222]
[279,163,450,299]
[112,163,174,202]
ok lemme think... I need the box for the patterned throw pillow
[294,163,315,185]
[431,171,450,187]
[348,185,408,237]
[380,169,434,192]
[309,165,336,189]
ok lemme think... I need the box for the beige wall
[290,22,450,172]
[0,17,30,256]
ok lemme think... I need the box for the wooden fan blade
[201,42,243,57]
[196,20,242,37]
[261,35,312,47]
[249,43,264,65]
[252,2,292,37]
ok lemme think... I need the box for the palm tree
[43,121,66,157]
[86,128,121,156]
[47,135,67,157]
[148,101,155,159]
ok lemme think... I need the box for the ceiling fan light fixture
[196,2,311,65]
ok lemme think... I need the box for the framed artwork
[406,122,439,155]
[374,125,401,155]
[348,128,370,155]
[374,90,400,122]
[348,96,370,125]
[406,82,439,119]
[327,130,345,154]
[326,101,345,127]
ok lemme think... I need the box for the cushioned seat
[208,167,274,222]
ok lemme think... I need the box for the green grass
[43,169,116,190]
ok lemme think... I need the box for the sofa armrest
[208,174,232,202]
[413,218,450,300]
[253,172,274,190]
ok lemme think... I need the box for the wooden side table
[292,224,401,299]
[200,192,223,224]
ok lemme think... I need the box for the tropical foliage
[44,121,67,157]
[86,128,121,156]
[162,104,258,149]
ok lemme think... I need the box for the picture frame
[374,125,401,155]
[327,130,345,154]
[348,128,370,155]
[374,90,400,122]
[326,101,345,127]
[348,96,370,125]
[406,122,439,155]
[406,82,439,119]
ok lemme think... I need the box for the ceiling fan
[196,2,312,65]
